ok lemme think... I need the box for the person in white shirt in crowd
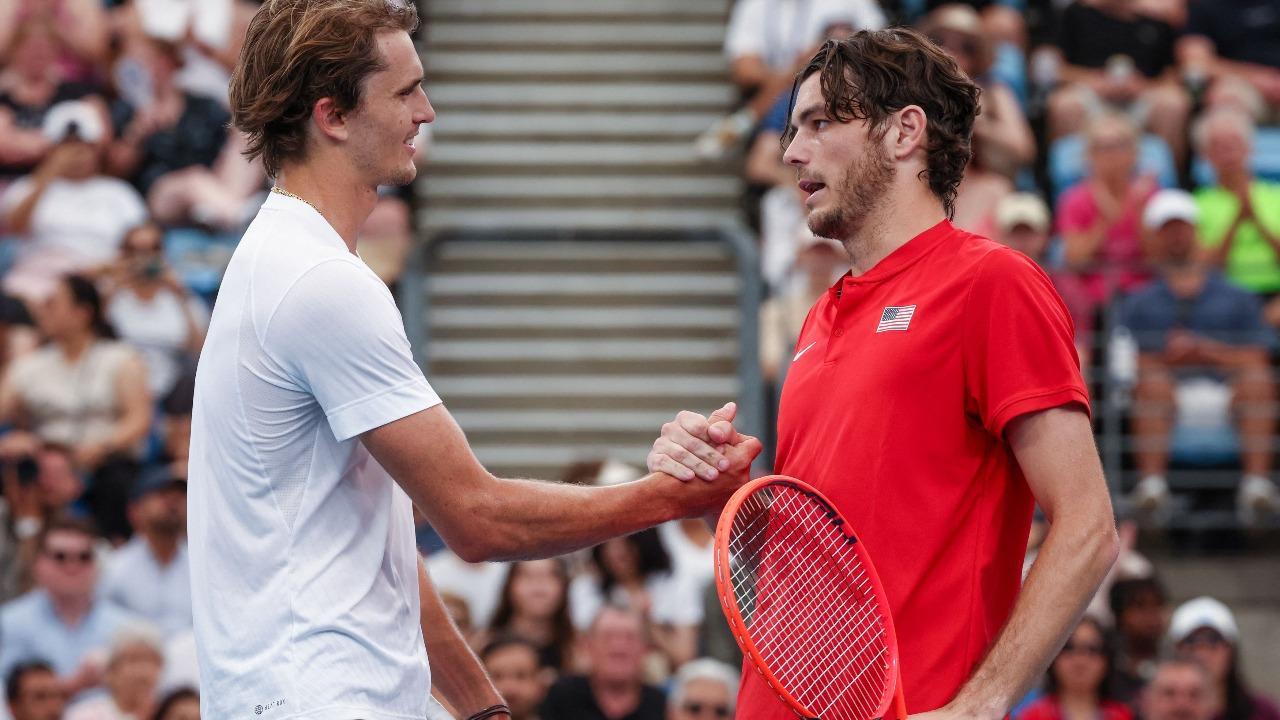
[666,658,739,720]
[0,275,151,543]
[0,102,146,303]
[426,548,509,632]
[64,622,164,720]
[100,467,191,636]
[569,529,703,671]
[102,222,207,399]
[190,2,760,719]
[0,517,139,701]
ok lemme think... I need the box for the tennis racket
[714,475,907,720]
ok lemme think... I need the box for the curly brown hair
[784,28,981,219]
[228,0,419,177]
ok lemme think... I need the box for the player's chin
[384,163,418,188]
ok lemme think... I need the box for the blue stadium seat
[1191,127,1280,187]
[1048,133,1178,200]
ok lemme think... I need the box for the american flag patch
[876,305,916,332]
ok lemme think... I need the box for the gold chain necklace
[271,185,323,218]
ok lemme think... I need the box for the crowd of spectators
[745,0,1280,530]
[0,0,1277,718]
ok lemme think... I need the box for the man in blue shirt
[1121,189,1279,527]
[0,517,137,699]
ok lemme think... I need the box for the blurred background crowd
[0,0,1276,719]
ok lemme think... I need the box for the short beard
[807,138,895,243]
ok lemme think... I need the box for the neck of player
[275,163,379,253]
[842,185,946,276]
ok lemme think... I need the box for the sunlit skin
[780,73,944,275]
[274,29,434,248]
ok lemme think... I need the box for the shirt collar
[829,219,956,298]
[261,190,350,254]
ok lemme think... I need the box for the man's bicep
[362,405,492,531]
[1007,406,1110,523]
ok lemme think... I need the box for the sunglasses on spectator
[682,702,731,718]
[1060,642,1105,657]
[44,549,94,565]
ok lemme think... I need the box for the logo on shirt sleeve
[876,305,917,333]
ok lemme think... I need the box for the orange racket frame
[714,475,908,720]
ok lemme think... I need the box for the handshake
[645,402,764,518]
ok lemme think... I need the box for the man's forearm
[418,560,506,717]
[946,516,1118,720]
[463,473,686,561]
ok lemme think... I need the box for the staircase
[419,0,741,231]
[408,0,760,481]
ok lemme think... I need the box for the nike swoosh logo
[793,341,817,362]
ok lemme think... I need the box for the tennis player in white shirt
[187,2,762,719]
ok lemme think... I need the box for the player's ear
[888,105,927,161]
[312,97,350,142]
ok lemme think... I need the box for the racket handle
[892,674,908,720]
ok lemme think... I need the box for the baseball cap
[41,100,106,144]
[995,193,1050,233]
[1142,189,1199,231]
[129,465,186,502]
[1168,596,1239,644]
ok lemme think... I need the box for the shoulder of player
[955,238,1057,298]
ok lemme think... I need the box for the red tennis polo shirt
[738,220,1090,717]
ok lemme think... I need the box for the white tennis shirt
[188,191,442,720]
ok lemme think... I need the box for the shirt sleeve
[265,258,441,441]
[724,0,763,60]
[963,248,1091,438]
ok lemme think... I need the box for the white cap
[1169,596,1239,645]
[1142,189,1199,231]
[41,100,105,144]
[995,193,1050,233]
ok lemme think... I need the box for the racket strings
[726,486,892,720]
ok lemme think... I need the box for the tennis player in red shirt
[649,29,1120,720]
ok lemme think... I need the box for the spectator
[570,530,702,670]
[4,661,65,720]
[487,558,576,671]
[0,0,108,86]
[666,658,737,720]
[655,519,714,612]
[1177,0,1280,114]
[0,517,138,699]
[437,590,477,649]
[919,4,1034,180]
[1018,617,1133,720]
[1110,576,1170,707]
[64,622,165,720]
[1120,190,1278,527]
[425,548,508,631]
[1047,0,1191,165]
[103,222,207,398]
[0,19,102,187]
[0,275,152,542]
[1169,597,1280,720]
[100,467,190,635]
[154,690,198,720]
[152,687,198,720]
[1194,109,1280,323]
[1143,660,1214,720]
[156,370,193,482]
[1058,113,1158,316]
[0,102,146,302]
[480,637,549,720]
[994,193,1095,362]
[539,605,665,720]
[759,233,847,382]
[105,35,261,230]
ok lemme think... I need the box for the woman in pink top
[1058,113,1159,309]
[1018,616,1133,720]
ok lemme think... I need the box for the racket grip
[892,676,908,720]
